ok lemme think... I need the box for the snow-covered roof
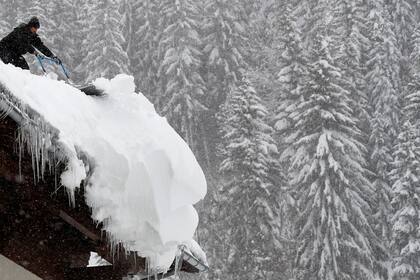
[0,61,208,270]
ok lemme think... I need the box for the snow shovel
[36,54,104,96]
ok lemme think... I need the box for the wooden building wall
[0,116,141,279]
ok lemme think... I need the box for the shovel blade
[79,85,104,96]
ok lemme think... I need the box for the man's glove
[52,56,62,64]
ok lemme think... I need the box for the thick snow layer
[0,62,207,269]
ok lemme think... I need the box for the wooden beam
[59,210,100,242]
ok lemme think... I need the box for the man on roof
[0,17,60,70]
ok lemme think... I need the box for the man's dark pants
[0,47,30,70]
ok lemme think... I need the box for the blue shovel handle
[36,54,47,73]
[36,54,70,79]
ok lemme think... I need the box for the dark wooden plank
[59,210,100,242]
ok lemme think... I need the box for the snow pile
[0,62,207,269]
[88,252,111,267]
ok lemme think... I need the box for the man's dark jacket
[0,23,54,69]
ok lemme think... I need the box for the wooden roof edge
[0,96,25,124]
[0,83,61,137]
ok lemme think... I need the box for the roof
[0,67,208,279]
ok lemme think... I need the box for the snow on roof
[0,62,207,270]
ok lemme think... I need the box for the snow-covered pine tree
[13,0,31,25]
[282,28,386,279]
[389,120,420,280]
[271,6,308,275]
[119,0,134,55]
[366,0,401,244]
[296,0,325,50]
[131,0,160,99]
[199,0,250,168]
[270,5,307,261]
[387,0,416,58]
[80,0,130,83]
[198,189,229,280]
[404,23,420,124]
[389,28,420,278]
[274,1,308,144]
[387,0,417,108]
[0,0,18,36]
[409,23,420,74]
[218,78,282,279]
[201,0,248,106]
[49,0,78,73]
[366,0,401,133]
[369,112,394,242]
[155,0,206,150]
[241,0,270,70]
[333,0,370,137]
[240,0,262,19]
[244,0,288,117]
[71,0,92,84]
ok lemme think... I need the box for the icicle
[1,89,74,199]
[174,245,185,279]
[18,128,23,181]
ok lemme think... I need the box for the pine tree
[49,0,78,73]
[389,26,420,277]
[272,6,309,277]
[389,120,420,280]
[298,0,330,50]
[81,0,130,83]
[14,0,31,23]
[0,0,18,36]
[387,0,417,117]
[199,0,250,169]
[243,0,270,70]
[334,0,370,135]
[369,113,394,241]
[119,0,134,54]
[131,0,160,98]
[366,0,401,243]
[218,78,282,279]
[155,0,206,149]
[202,0,248,106]
[405,23,420,124]
[282,29,386,279]
[274,1,308,143]
[366,0,401,132]
[387,0,416,58]
[72,0,92,83]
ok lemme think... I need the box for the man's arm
[27,44,37,55]
[31,35,54,57]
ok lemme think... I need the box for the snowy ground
[0,62,207,270]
